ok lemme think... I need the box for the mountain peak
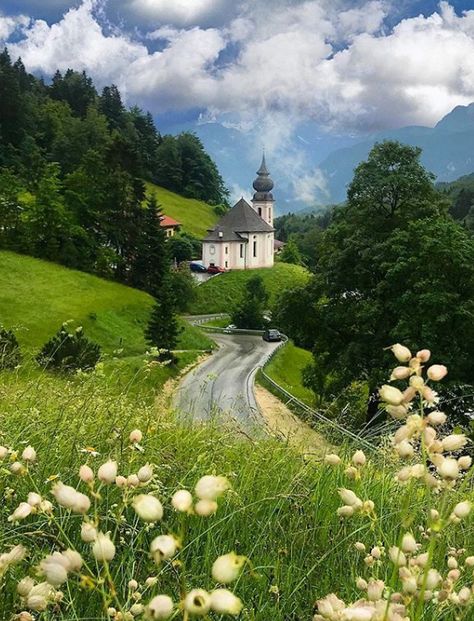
[435,102,474,132]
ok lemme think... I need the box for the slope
[145,182,218,238]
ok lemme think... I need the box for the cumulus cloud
[3,0,474,203]
[0,13,30,42]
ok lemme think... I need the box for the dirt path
[255,385,328,457]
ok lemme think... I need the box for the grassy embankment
[0,250,215,400]
[189,263,311,314]
[145,182,218,238]
[262,341,315,406]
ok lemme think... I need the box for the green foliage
[264,341,315,406]
[0,55,227,289]
[231,275,269,329]
[277,141,474,408]
[37,324,101,372]
[278,237,303,265]
[168,265,197,313]
[0,325,20,369]
[167,234,194,263]
[145,279,181,358]
[190,263,311,314]
[438,172,474,221]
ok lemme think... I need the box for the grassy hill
[263,341,315,406]
[145,181,218,238]
[189,263,311,314]
[0,250,213,357]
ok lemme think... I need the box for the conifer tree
[145,277,180,360]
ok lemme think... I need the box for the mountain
[162,102,474,213]
[318,103,474,204]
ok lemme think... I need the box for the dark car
[190,262,208,273]
[263,329,282,342]
[207,265,225,274]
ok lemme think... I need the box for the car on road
[223,324,237,333]
[190,262,207,273]
[263,329,282,342]
[207,264,226,274]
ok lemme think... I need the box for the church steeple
[251,152,275,227]
[253,153,274,197]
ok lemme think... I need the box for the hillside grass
[0,366,472,620]
[263,341,315,406]
[145,181,218,238]
[189,263,311,314]
[0,251,214,401]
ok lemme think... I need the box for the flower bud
[356,577,368,590]
[194,499,218,517]
[390,344,411,363]
[345,466,358,479]
[195,475,230,501]
[8,502,32,522]
[79,464,94,483]
[354,542,366,553]
[416,349,431,363]
[337,505,354,518]
[210,589,243,615]
[442,434,468,452]
[115,475,127,487]
[386,405,409,420]
[133,495,163,522]
[453,501,472,519]
[92,532,116,562]
[40,558,68,587]
[10,461,25,475]
[171,490,193,513]
[438,457,459,480]
[22,446,37,463]
[396,440,414,458]
[127,474,140,487]
[137,464,153,483]
[146,595,173,619]
[212,552,246,584]
[324,454,342,466]
[427,411,447,426]
[390,367,411,381]
[370,546,382,559]
[128,579,138,591]
[27,492,42,507]
[367,579,384,601]
[184,589,211,616]
[150,535,178,563]
[379,385,404,406]
[81,522,97,542]
[17,577,35,597]
[98,460,118,484]
[389,546,406,566]
[409,376,424,391]
[352,450,366,467]
[0,446,8,459]
[458,456,472,470]
[427,365,448,382]
[129,429,143,444]
[130,603,144,616]
[401,533,417,554]
[338,489,362,508]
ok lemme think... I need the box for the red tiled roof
[160,215,181,228]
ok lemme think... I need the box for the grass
[145,182,218,238]
[189,263,311,314]
[263,341,315,406]
[0,250,215,401]
[0,366,472,620]
[200,315,231,328]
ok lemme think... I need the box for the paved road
[173,332,281,430]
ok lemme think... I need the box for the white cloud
[0,13,29,42]
[3,0,474,204]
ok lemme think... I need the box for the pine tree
[130,193,170,293]
[145,278,181,360]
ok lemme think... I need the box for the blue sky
[1,0,474,205]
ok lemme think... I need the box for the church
[202,155,276,270]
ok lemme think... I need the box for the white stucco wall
[202,232,274,270]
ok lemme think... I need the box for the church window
[240,244,244,258]
[225,246,228,254]
[269,207,272,220]
[258,207,262,216]
[225,260,228,268]
[253,240,257,257]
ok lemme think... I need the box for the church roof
[203,198,274,242]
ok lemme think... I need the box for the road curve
[173,332,281,430]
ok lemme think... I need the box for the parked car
[190,262,207,273]
[223,324,237,333]
[263,329,282,342]
[207,265,225,274]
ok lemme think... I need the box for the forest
[0,49,228,292]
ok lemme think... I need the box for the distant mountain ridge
[182,102,474,213]
[319,102,474,204]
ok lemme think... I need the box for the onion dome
[252,153,274,195]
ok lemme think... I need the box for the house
[202,155,276,270]
[160,215,181,238]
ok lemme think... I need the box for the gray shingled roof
[203,198,274,242]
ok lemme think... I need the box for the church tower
[251,153,274,227]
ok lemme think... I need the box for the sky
[1,0,474,205]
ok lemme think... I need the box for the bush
[0,325,21,369]
[37,324,101,372]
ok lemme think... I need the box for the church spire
[253,152,274,195]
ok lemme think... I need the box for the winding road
[173,331,281,430]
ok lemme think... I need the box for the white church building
[202,155,275,270]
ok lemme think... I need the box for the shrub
[37,324,101,372]
[0,325,21,369]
